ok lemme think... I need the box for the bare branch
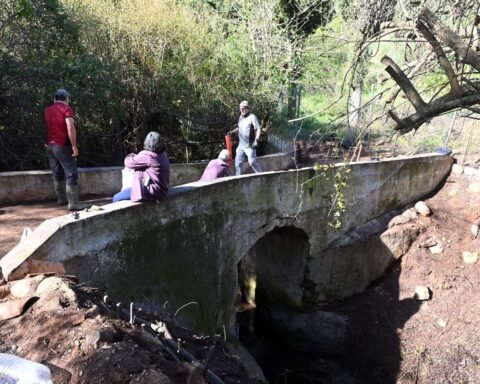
[415,19,461,94]
[395,89,480,134]
[381,55,428,112]
[382,7,480,134]
[418,9,480,71]
[380,21,415,30]
[384,51,435,104]
[476,15,480,52]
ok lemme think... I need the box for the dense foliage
[0,0,478,170]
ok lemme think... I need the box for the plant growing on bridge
[294,160,350,230]
[313,163,349,229]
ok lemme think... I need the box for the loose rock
[437,319,447,328]
[462,251,478,264]
[429,243,443,254]
[471,224,479,238]
[414,286,431,301]
[10,275,46,298]
[418,235,438,249]
[414,201,431,216]
[451,164,464,174]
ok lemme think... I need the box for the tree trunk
[347,85,362,144]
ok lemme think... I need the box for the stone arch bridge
[0,154,452,334]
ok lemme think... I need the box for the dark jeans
[113,188,131,202]
[46,144,78,185]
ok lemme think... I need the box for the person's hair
[143,131,166,153]
[239,100,249,109]
[218,149,230,162]
[54,88,70,101]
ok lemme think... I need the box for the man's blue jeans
[235,146,262,175]
[46,144,78,185]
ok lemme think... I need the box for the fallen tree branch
[418,9,480,71]
[395,91,480,134]
[415,19,461,94]
[384,8,480,133]
[384,51,435,104]
[382,55,428,112]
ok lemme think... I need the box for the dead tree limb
[415,19,461,94]
[418,9,480,71]
[381,56,428,112]
[380,21,415,30]
[384,51,435,104]
[476,15,480,52]
[384,8,480,134]
[394,90,480,135]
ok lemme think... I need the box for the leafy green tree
[0,0,82,170]
[0,0,121,170]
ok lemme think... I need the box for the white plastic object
[0,353,53,384]
[121,168,134,190]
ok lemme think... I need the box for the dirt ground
[0,275,257,383]
[0,195,113,257]
[244,153,480,383]
[335,166,480,384]
[1,150,480,383]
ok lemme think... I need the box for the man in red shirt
[45,89,86,211]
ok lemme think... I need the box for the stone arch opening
[235,226,310,339]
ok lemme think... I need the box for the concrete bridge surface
[0,153,452,335]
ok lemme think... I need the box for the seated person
[113,131,170,202]
[200,149,233,181]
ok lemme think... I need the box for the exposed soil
[336,167,480,384]
[0,275,257,383]
[1,154,480,383]
[0,195,112,257]
[0,196,257,383]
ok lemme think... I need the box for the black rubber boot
[53,180,67,205]
[66,184,89,211]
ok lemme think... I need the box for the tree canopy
[0,0,478,171]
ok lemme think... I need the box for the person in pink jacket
[113,131,170,202]
[199,149,232,181]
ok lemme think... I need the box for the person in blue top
[229,100,262,176]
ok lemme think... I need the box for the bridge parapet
[0,151,294,205]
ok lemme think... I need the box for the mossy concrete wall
[0,154,452,334]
